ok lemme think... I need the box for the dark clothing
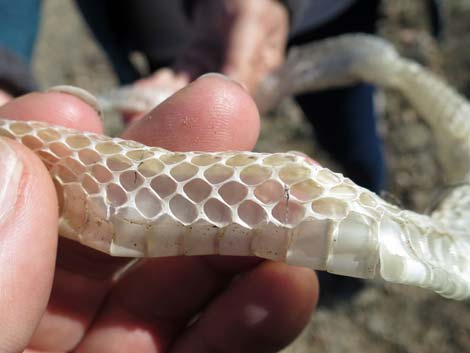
[290,0,385,193]
[296,84,385,193]
[75,0,190,84]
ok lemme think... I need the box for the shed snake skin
[0,35,469,300]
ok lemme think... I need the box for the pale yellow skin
[1,35,469,300]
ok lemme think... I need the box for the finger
[76,74,266,352]
[0,137,57,352]
[122,73,260,151]
[75,256,263,353]
[170,262,318,353]
[0,87,103,133]
[1,88,130,351]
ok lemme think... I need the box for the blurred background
[33,1,470,352]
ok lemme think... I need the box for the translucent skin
[0,118,469,300]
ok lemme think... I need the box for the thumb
[0,137,58,351]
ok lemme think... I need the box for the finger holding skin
[0,137,57,352]
[0,89,105,351]
[77,75,318,352]
[1,90,131,352]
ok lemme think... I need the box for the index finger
[76,75,318,353]
[0,87,108,351]
[1,88,133,352]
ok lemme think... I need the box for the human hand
[1,75,318,353]
[175,0,289,95]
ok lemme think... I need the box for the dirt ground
[33,1,470,352]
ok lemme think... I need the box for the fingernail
[47,85,102,117]
[0,138,23,223]
[197,73,247,90]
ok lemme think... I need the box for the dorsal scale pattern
[1,118,469,300]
